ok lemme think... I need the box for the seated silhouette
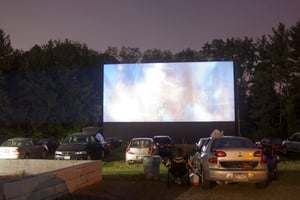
[163,148,192,185]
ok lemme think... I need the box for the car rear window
[2,139,23,147]
[153,137,171,144]
[212,138,256,150]
[130,139,152,148]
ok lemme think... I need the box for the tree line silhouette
[0,20,299,141]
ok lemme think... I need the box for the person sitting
[163,148,192,184]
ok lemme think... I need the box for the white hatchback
[125,137,154,164]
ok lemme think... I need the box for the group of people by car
[160,129,284,188]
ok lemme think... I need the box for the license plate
[64,156,71,159]
[233,173,248,181]
[137,156,143,160]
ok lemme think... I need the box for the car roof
[7,137,34,140]
[69,132,95,136]
[210,135,251,140]
[130,137,153,141]
[153,135,171,138]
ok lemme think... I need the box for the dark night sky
[1,0,300,53]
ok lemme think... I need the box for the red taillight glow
[254,150,267,165]
[126,148,131,153]
[261,157,267,165]
[254,150,262,157]
[215,151,227,157]
[12,148,20,153]
[208,157,218,164]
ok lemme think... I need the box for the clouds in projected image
[103,62,235,122]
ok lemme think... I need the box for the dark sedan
[55,132,105,160]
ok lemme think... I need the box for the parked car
[38,137,60,154]
[105,137,123,149]
[125,137,154,164]
[282,132,300,156]
[0,137,48,159]
[153,135,174,156]
[55,132,108,160]
[256,137,283,154]
[199,135,268,189]
[195,137,209,152]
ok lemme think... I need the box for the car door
[26,139,42,158]
[295,134,300,153]
[288,134,300,152]
[87,135,101,159]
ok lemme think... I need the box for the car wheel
[282,146,288,156]
[127,160,133,164]
[200,167,212,189]
[86,154,92,160]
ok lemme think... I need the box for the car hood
[56,144,87,151]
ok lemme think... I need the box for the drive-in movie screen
[103,61,235,122]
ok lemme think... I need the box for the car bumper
[55,154,86,160]
[205,168,268,183]
[0,154,19,159]
[126,154,147,163]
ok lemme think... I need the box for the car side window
[89,136,97,144]
[201,139,210,153]
[26,140,34,146]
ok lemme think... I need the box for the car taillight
[261,157,267,165]
[208,157,218,164]
[254,150,262,157]
[12,148,20,153]
[126,147,131,153]
[254,150,267,165]
[215,151,226,157]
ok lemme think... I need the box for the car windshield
[63,135,88,144]
[130,139,151,148]
[1,139,23,147]
[154,137,171,144]
[212,138,256,150]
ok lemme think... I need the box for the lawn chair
[163,148,192,186]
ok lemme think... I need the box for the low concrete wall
[0,160,102,200]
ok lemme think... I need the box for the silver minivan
[125,137,154,164]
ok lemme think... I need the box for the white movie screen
[103,61,235,122]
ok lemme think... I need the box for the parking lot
[67,145,300,200]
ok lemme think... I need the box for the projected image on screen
[103,61,235,122]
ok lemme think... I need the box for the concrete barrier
[0,160,102,200]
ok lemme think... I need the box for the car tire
[86,154,92,160]
[200,168,212,189]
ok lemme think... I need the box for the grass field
[69,145,300,200]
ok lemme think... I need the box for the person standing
[95,130,105,159]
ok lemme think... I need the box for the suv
[125,137,154,164]
[55,132,106,160]
[282,132,300,155]
[153,135,174,156]
[199,135,268,188]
